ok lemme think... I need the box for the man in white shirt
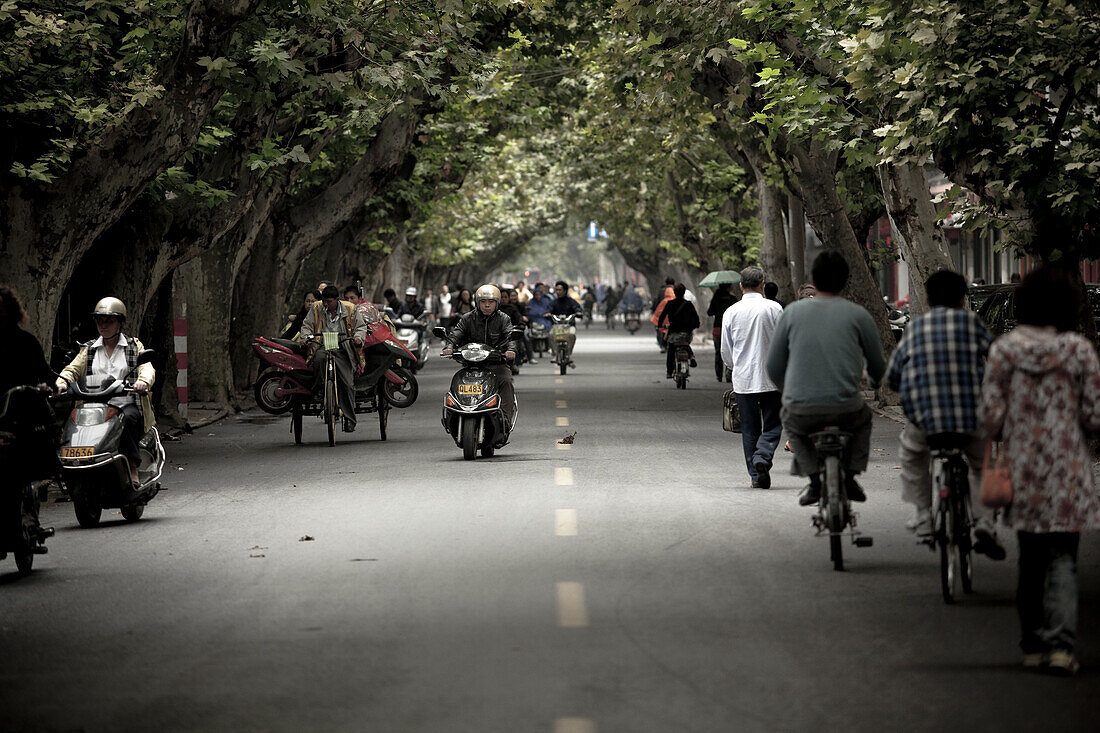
[721,266,784,488]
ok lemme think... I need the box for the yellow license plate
[457,384,483,395]
[62,446,95,458]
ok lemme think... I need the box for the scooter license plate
[458,384,483,395]
[62,446,95,458]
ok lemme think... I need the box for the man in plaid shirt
[886,270,1005,559]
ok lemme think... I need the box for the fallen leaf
[207,433,216,436]
[299,535,315,542]
[248,545,268,551]
[893,465,902,469]
[558,431,578,445]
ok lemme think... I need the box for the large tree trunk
[0,0,256,351]
[794,144,896,352]
[756,178,795,303]
[878,163,956,316]
[788,195,806,287]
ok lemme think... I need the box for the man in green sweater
[766,252,887,506]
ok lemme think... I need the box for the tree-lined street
[4,330,1098,731]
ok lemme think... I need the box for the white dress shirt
[90,334,131,407]
[721,292,783,394]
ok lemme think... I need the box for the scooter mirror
[511,327,525,337]
[432,326,447,339]
[136,349,156,365]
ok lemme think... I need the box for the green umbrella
[698,270,742,289]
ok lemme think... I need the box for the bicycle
[809,428,873,571]
[926,433,974,603]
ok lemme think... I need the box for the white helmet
[475,284,501,305]
[405,286,418,297]
[92,297,127,320]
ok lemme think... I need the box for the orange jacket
[650,287,675,326]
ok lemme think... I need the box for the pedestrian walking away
[708,282,738,382]
[721,266,783,489]
[980,266,1100,676]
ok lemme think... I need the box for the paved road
[3,327,1098,732]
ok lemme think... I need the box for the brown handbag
[980,442,1013,509]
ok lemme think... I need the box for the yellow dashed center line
[556,582,589,627]
[555,378,564,384]
[555,389,565,396]
[555,400,568,409]
[554,718,596,733]
[555,509,578,536]
[556,416,569,427]
[555,467,574,485]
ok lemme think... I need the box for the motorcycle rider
[442,284,518,424]
[299,285,369,432]
[55,297,156,487]
[398,287,425,319]
[657,283,700,378]
[527,286,552,330]
[549,280,583,362]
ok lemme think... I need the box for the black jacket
[1,326,54,395]
[658,298,700,333]
[447,309,518,354]
[706,289,739,328]
[499,303,525,327]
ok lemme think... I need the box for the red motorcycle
[251,303,418,445]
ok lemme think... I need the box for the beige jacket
[57,337,157,433]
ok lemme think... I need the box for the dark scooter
[57,350,164,527]
[434,326,522,460]
[0,386,57,573]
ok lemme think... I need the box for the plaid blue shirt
[886,307,991,435]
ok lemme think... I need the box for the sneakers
[909,508,933,538]
[750,480,763,489]
[973,518,1007,560]
[753,462,771,489]
[1048,651,1080,676]
[342,418,356,433]
[1022,652,1046,669]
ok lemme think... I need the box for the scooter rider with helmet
[441,284,518,424]
[398,287,425,319]
[55,297,155,488]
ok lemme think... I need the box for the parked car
[976,283,1100,338]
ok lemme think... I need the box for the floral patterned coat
[980,326,1100,532]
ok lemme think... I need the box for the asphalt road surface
[3,326,1099,732]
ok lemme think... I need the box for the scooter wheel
[73,493,102,528]
[121,503,145,522]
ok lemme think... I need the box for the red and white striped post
[174,302,188,421]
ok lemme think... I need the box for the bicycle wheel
[939,503,958,603]
[956,489,974,594]
[324,364,337,447]
[825,456,844,571]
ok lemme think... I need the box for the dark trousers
[312,347,356,427]
[780,403,873,477]
[119,403,143,467]
[665,345,695,375]
[735,392,783,482]
[1017,531,1080,654]
[488,364,516,424]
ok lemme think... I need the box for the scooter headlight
[75,405,111,426]
[460,346,490,362]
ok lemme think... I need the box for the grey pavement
[2,327,1099,732]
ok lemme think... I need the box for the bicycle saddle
[926,432,971,452]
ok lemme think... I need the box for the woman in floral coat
[981,267,1100,676]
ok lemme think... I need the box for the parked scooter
[433,326,521,460]
[549,314,577,376]
[57,350,164,527]
[251,304,418,445]
[528,321,550,357]
[0,386,57,573]
[394,313,429,372]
